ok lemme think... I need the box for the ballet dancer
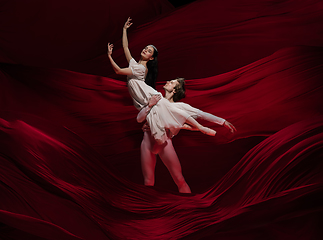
[138,78,236,193]
[107,18,217,144]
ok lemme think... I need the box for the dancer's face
[141,46,155,61]
[163,79,179,93]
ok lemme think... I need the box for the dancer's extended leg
[159,139,191,193]
[185,116,216,136]
[141,132,157,186]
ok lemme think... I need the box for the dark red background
[0,0,323,239]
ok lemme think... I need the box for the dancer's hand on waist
[148,95,162,108]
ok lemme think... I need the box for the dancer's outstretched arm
[197,110,236,133]
[123,17,133,63]
[137,96,234,134]
[107,43,132,75]
[107,18,135,75]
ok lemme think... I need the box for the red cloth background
[0,0,323,239]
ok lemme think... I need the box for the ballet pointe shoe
[200,126,216,136]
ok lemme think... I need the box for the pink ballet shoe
[200,126,216,136]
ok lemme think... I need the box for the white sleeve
[173,102,200,119]
[173,102,225,125]
[136,105,150,123]
[197,110,226,125]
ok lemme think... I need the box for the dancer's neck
[138,58,148,68]
[164,91,174,103]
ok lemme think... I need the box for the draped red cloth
[1,0,323,239]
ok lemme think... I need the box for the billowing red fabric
[105,0,323,81]
[1,45,323,239]
[0,108,322,239]
[1,0,323,239]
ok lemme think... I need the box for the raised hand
[223,121,237,134]
[124,17,133,29]
[107,43,113,56]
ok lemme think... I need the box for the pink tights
[140,132,191,193]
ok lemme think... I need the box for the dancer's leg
[141,132,157,186]
[185,116,216,136]
[152,140,167,154]
[159,139,191,193]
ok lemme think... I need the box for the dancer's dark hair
[173,78,186,102]
[145,45,158,89]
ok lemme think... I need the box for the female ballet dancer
[107,18,216,144]
[139,78,236,193]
